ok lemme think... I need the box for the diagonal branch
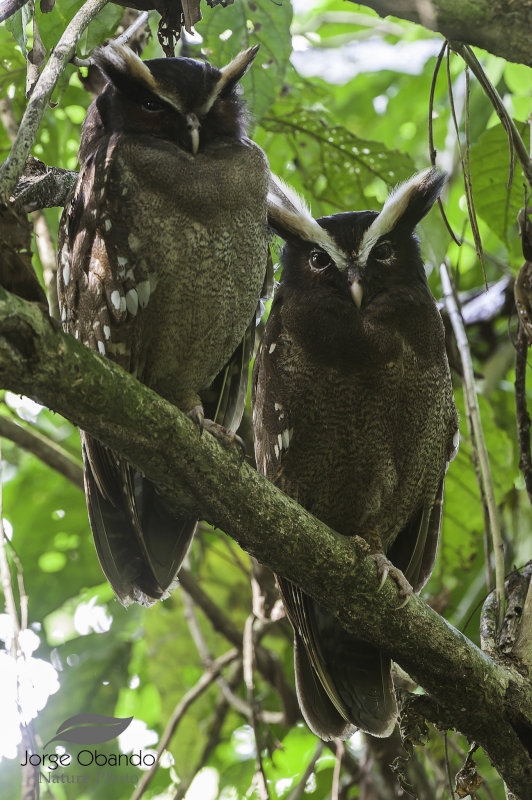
[0,287,531,796]
[351,1,532,68]
[0,0,109,202]
[0,414,84,489]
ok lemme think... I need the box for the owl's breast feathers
[253,281,457,549]
[58,132,270,405]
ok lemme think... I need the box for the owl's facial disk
[269,168,446,310]
[91,44,259,155]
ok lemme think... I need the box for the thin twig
[441,262,505,625]
[178,568,299,723]
[180,585,283,723]
[286,741,324,800]
[115,10,149,46]
[129,648,238,800]
[0,415,84,490]
[0,0,109,201]
[449,42,532,190]
[70,9,150,68]
[244,614,270,800]
[515,324,532,506]
[0,443,37,799]
[331,739,344,800]
[446,48,486,285]
[172,661,243,800]
[0,440,20,641]
[444,732,456,800]
[428,40,460,246]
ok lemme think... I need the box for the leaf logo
[43,714,134,749]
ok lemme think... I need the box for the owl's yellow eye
[309,250,332,270]
[372,242,393,261]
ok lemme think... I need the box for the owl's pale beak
[347,268,363,309]
[186,113,200,156]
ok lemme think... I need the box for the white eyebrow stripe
[200,47,258,114]
[357,167,434,265]
[99,43,186,113]
[268,175,348,269]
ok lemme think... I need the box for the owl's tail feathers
[83,434,196,607]
[279,577,397,740]
[293,632,356,741]
[294,626,397,741]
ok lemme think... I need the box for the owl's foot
[369,553,412,610]
[188,406,246,457]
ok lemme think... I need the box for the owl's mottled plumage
[58,43,270,606]
[253,169,458,739]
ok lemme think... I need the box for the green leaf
[193,0,293,122]
[469,120,529,245]
[6,3,33,56]
[36,0,122,54]
[260,106,415,212]
[436,389,517,593]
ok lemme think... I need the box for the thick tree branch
[1,289,532,796]
[353,1,532,68]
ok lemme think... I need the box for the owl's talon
[394,595,411,611]
[377,565,389,592]
[368,553,412,605]
[202,419,246,458]
[188,405,205,435]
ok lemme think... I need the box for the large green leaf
[259,106,415,214]
[431,389,517,603]
[36,0,122,54]
[470,120,529,245]
[193,0,293,122]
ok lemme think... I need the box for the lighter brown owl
[57,43,270,606]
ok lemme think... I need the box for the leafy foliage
[1,0,531,798]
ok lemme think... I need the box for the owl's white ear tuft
[201,46,259,113]
[267,175,348,269]
[357,167,446,264]
[93,43,159,95]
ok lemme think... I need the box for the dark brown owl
[57,43,270,606]
[252,169,458,739]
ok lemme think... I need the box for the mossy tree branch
[1,288,532,797]
[353,1,532,68]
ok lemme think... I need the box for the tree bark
[1,288,532,797]
[353,1,532,68]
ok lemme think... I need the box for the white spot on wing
[111,290,121,310]
[63,262,70,286]
[277,433,283,451]
[274,403,282,411]
[282,429,290,449]
[126,289,138,315]
[103,325,111,340]
[274,444,280,459]
[137,280,150,309]
[269,343,276,354]
[97,341,105,355]
[128,233,140,251]
[117,256,128,267]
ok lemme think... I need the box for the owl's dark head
[268,168,446,311]
[81,44,258,158]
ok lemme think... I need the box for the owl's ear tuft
[358,168,447,263]
[201,46,259,113]
[267,175,348,268]
[92,43,159,101]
